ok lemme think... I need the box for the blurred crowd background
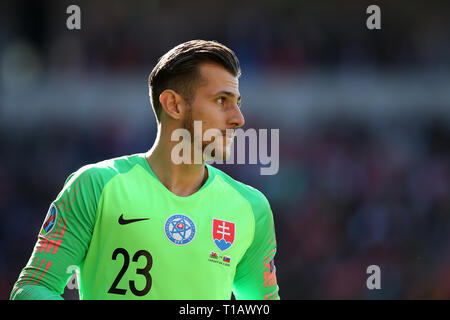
[1,0,450,299]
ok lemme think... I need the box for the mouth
[222,134,234,144]
[222,130,235,139]
[206,130,234,146]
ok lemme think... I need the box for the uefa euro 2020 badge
[40,203,58,236]
[164,214,196,245]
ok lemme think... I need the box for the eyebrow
[214,91,242,103]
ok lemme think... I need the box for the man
[10,40,279,300]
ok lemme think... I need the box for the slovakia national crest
[212,218,235,251]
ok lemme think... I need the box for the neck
[145,126,208,197]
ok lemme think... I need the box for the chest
[92,180,255,270]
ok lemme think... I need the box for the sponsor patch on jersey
[164,214,196,245]
[212,218,235,251]
[40,203,57,236]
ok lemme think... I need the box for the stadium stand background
[1,0,449,299]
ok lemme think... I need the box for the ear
[159,89,186,120]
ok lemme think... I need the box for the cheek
[192,103,221,129]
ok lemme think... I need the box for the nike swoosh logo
[118,214,150,225]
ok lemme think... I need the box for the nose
[229,104,245,128]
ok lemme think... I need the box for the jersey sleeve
[10,165,104,300]
[232,188,280,300]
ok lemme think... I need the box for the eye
[217,97,226,105]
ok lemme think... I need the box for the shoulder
[208,165,277,249]
[62,153,144,190]
[207,164,271,215]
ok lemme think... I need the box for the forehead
[196,62,240,95]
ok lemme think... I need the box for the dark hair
[148,40,241,123]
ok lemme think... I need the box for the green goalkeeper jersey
[10,153,279,300]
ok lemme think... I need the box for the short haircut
[148,40,241,123]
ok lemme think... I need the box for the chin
[202,143,232,163]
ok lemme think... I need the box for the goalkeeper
[10,40,279,300]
